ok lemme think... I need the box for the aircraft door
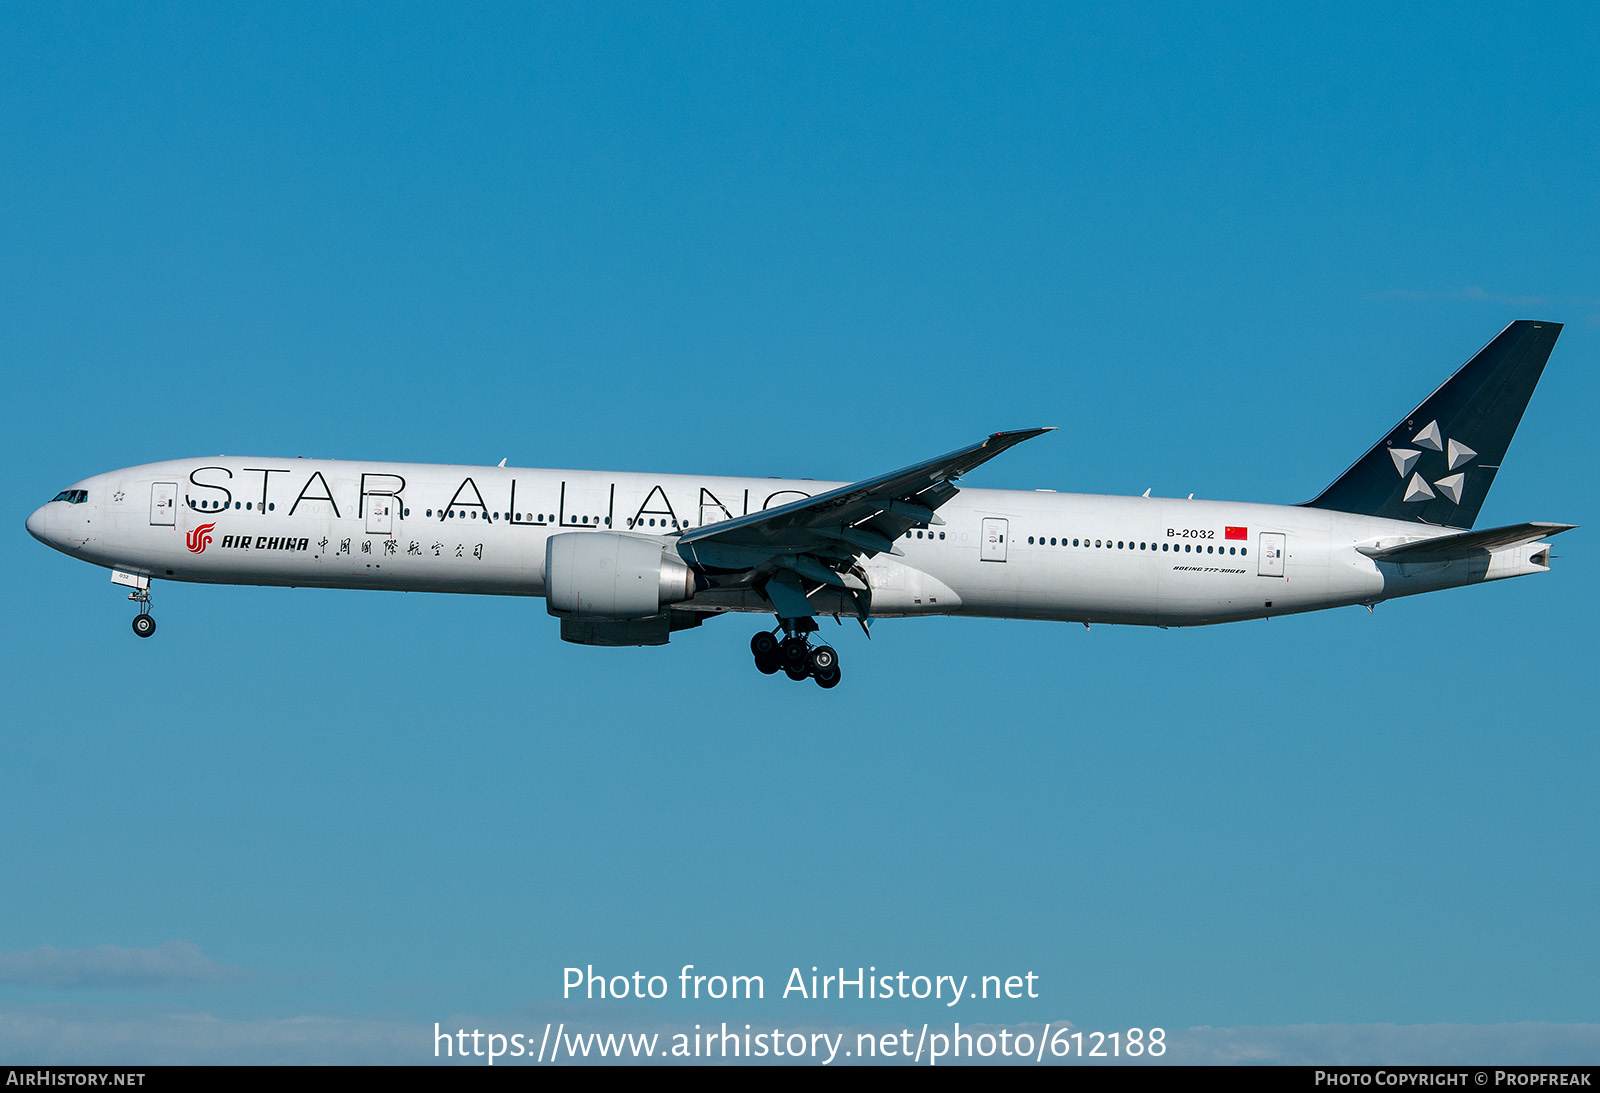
[150,482,177,526]
[366,497,394,535]
[981,517,1009,562]
[1258,533,1286,577]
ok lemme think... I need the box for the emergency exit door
[366,497,395,535]
[150,482,177,526]
[981,518,1009,562]
[1258,533,1286,577]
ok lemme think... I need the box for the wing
[676,428,1053,622]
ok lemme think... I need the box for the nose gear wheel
[129,584,156,638]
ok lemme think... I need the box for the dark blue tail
[1303,321,1561,529]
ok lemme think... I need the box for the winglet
[953,428,1053,478]
[987,427,1055,447]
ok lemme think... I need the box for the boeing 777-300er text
[28,321,1572,688]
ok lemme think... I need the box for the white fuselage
[27,456,1553,628]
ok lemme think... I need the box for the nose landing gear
[751,620,841,688]
[128,583,156,638]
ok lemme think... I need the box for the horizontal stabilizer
[1358,522,1575,560]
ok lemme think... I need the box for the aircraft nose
[26,504,50,545]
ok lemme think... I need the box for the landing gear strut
[751,618,840,688]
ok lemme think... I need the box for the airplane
[27,320,1572,689]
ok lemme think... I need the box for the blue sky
[3,3,1597,1064]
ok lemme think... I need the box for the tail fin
[1303,320,1562,529]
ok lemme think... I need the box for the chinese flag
[1225,526,1248,540]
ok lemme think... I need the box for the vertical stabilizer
[1303,320,1561,529]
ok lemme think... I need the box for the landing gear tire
[132,614,156,638]
[779,637,810,670]
[808,645,837,674]
[752,631,781,674]
[762,621,844,687]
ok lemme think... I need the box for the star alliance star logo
[1388,420,1475,505]
[112,490,125,503]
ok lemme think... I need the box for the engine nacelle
[545,532,698,620]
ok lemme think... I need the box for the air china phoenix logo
[186,522,216,554]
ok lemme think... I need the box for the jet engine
[545,532,698,621]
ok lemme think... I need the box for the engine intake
[545,532,698,620]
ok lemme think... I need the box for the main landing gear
[751,622,841,688]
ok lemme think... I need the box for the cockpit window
[50,490,88,504]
